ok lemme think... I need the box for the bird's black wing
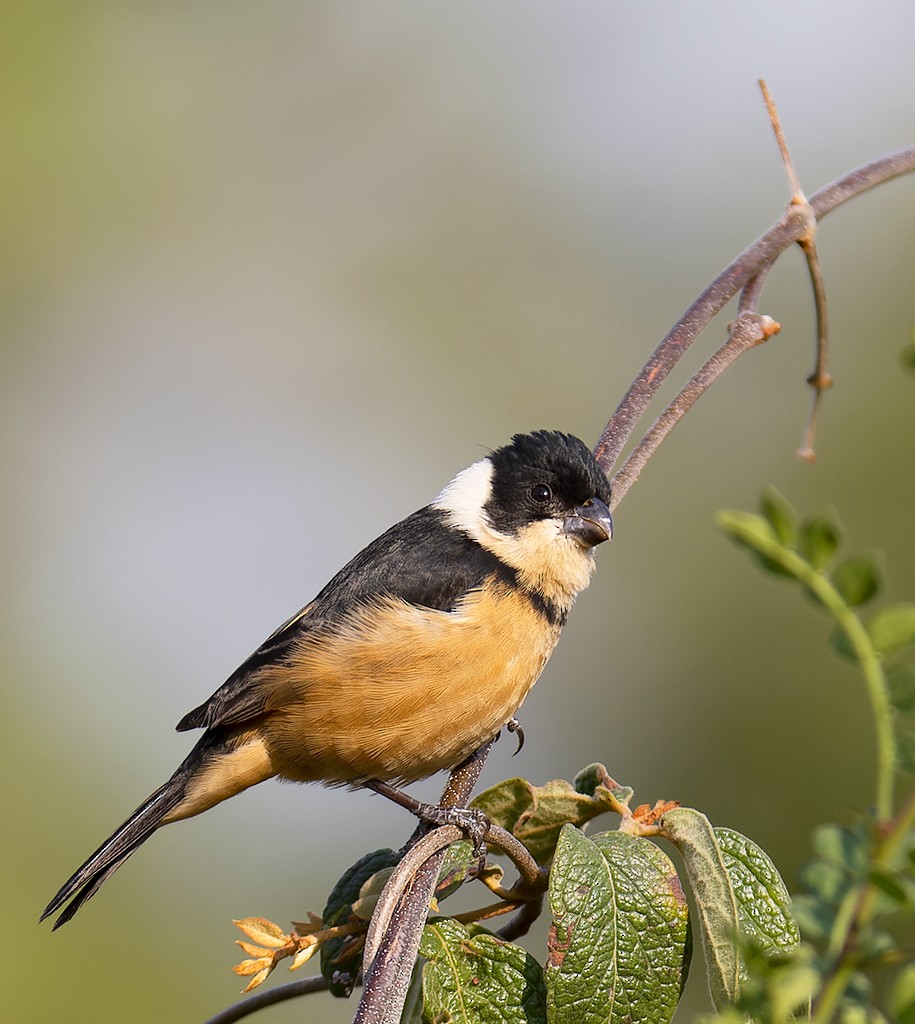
[176,506,513,732]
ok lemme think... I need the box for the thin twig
[484,823,543,889]
[610,312,781,503]
[759,79,802,197]
[201,976,329,1024]
[594,200,813,486]
[798,233,832,462]
[354,739,495,1024]
[497,894,546,942]
[594,145,915,490]
[758,80,833,462]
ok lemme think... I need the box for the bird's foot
[365,780,491,855]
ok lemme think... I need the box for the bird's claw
[506,717,525,755]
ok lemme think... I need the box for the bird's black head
[484,430,612,541]
[433,430,612,603]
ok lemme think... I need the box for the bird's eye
[530,483,552,503]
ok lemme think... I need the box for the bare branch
[759,79,802,198]
[595,145,915,497]
[362,824,462,971]
[201,976,328,1024]
[354,739,495,1024]
[610,312,781,502]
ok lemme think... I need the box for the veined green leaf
[419,918,546,1024]
[473,772,616,864]
[661,810,798,1009]
[546,825,689,1024]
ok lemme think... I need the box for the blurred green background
[3,3,913,1021]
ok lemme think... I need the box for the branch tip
[759,79,803,199]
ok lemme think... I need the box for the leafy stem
[716,508,894,822]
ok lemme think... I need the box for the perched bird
[42,430,612,928]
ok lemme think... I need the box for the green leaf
[896,730,915,777]
[831,554,881,607]
[574,763,634,809]
[901,339,915,372]
[798,511,842,571]
[659,808,741,1008]
[591,831,691,1023]
[788,893,834,940]
[760,486,797,547]
[661,811,799,1010]
[867,866,911,906]
[811,823,870,875]
[546,826,618,1024]
[545,825,689,1024]
[436,839,475,901]
[797,859,852,905]
[888,663,915,712]
[472,772,616,864]
[320,848,400,996]
[419,917,547,1024]
[890,962,915,1024]
[713,828,800,955]
[716,510,795,577]
[866,604,915,657]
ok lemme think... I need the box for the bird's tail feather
[42,727,274,928]
[40,776,186,929]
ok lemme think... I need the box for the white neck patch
[432,457,494,543]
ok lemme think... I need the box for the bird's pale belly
[260,584,563,785]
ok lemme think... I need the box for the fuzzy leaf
[290,941,318,971]
[760,486,797,547]
[867,604,915,656]
[233,956,272,977]
[890,962,915,1024]
[545,825,689,1024]
[713,828,800,954]
[831,554,881,607]
[321,848,400,997]
[798,512,842,571]
[232,917,288,949]
[242,966,272,993]
[660,809,742,1008]
[419,917,546,1024]
[472,770,616,864]
[591,831,691,1024]
[235,941,271,959]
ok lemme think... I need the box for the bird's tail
[41,728,273,928]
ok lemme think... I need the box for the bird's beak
[563,497,613,548]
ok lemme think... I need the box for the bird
[41,429,612,928]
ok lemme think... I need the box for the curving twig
[595,144,915,501]
[201,976,329,1024]
[354,739,495,1024]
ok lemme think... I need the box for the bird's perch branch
[354,739,496,1024]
